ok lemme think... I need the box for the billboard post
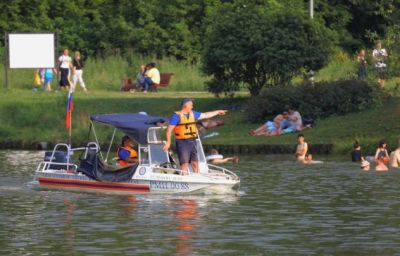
[4,32,8,89]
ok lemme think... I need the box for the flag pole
[69,106,72,146]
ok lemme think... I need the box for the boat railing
[36,161,78,172]
[37,142,100,172]
[207,164,239,179]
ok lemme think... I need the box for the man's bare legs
[180,161,199,175]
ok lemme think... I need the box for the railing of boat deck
[207,164,239,179]
[36,162,78,172]
[37,142,99,172]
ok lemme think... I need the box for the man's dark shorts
[176,139,198,164]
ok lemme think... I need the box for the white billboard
[8,33,55,68]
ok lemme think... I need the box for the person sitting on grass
[249,114,284,136]
[206,149,239,164]
[197,119,224,139]
[375,155,388,171]
[283,106,312,134]
[116,136,138,166]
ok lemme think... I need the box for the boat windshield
[149,144,169,166]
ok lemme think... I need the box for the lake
[1,150,400,255]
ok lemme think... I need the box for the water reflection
[3,151,400,254]
[171,199,199,255]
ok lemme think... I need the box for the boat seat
[78,150,138,182]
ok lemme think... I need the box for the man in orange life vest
[116,136,138,166]
[163,98,227,175]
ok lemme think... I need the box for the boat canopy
[90,113,168,144]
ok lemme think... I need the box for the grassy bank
[0,89,399,155]
[0,55,208,92]
[2,52,400,95]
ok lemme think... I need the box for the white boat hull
[34,169,240,195]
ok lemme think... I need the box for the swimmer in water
[206,149,239,164]
[302,154,323,164]
[375,155,388,171]
[360,158,370,171]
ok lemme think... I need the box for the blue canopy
[90,113,168,144]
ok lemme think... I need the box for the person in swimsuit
[295,134,308,160]
[375,156,389,171]
[374,140,389,163]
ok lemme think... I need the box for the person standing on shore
[357,49,368,81]
[72,51,87,92]
[163,98,227,175]
[58,48,73,90]
[372,41,388,88]
[42,68,57,92]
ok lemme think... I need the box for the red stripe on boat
[38,177,150,192]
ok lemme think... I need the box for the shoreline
[0,140,333,154]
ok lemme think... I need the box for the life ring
[206,154,223,161]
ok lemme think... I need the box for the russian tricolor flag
[65,91,74,129]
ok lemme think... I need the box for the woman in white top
[372,41,388,88]
[295,134,308,160]
[58,48,72,90]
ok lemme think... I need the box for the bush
[202,3,335,96]
[247,80,383,122]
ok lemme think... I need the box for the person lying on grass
[249,114,284,136]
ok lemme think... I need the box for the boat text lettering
[150,181,189,190]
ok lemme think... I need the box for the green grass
[0,54,208,92]
[0,89,399,155]
[1,52,400,155]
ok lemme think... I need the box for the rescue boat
[33,113,240,194]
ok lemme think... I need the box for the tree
[202,2,335,96]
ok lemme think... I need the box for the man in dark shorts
[163,98,227,175]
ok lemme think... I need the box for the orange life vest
[174,111,198,140]
[116,146,138,166]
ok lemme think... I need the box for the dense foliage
[0,0,214,62]
[0,0,399,61]
[202,2,334,96]
[247,80,383,122]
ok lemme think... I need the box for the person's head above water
[378,140,387,148]
[210,149,219,155]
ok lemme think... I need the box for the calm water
[1,151,400,255]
